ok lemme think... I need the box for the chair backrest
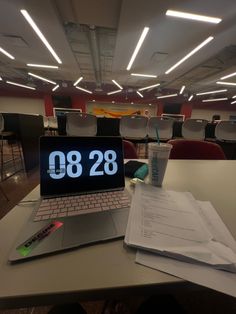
[215,121,236,142]
[66,112,97,136]
[182,118,208,140]
[43,116,49,128]
[147,117,173,140]
[0,114,4,132]
[48,116,58,129]
[122,140,138,159]
[212,114,221,122]
[119,115,148,139]
[168,139,226,160]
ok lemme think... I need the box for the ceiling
[1,0,236,104]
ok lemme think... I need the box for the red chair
[168,139,226,160]
[123,140,138,159]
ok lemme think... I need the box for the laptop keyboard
[34,190,130,222]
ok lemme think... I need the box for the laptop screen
[40,136,125,197]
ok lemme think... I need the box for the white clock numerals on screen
[48,150,118,179]
[89,150,104,176]
[66,151,82,178]
[89,150,117,176]
[49,151,66,179]
[104,150,118,175]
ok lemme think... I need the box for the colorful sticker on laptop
[16,221,63,257]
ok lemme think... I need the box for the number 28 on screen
[47,150,118,179]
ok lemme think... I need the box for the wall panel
[0,97,45,115]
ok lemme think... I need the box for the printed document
[136,201,236,297]
[125,183,236,272]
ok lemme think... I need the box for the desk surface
[0,160,236,308]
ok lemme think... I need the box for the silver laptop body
[9,136,130,262]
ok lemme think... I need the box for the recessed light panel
[216,81,236,86]
[136,91,143,98]
[196,89,227,95]
[107,90,122,95]
[138,83,160,91]
[0,47,15,59]
[179,85,185,94]
[6,81,36,90]
[27,64,58,69]
[52,85,59,91]
[28,72,56,85]
[21,9,62,64]
[157,94,178,99]
[202,98,228,102]
[166,10,222,24]
[76,86,92,94]
[165,36,214,74]
[73,77,83,86]
[220,72,236,80]
[126,27,149,71]
[131,73,157,78]
[112,80,123,90]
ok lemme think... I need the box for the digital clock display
[40,136,125,196]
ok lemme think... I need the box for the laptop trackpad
[63,212,117,247]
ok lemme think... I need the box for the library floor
[1,146,236,313]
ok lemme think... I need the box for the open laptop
[9,136,130,262]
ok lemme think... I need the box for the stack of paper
[125,183,236,273]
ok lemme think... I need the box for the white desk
[0,160,235,308]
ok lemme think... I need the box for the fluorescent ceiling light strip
[112,79,123,90]
[216,81,236,86]
[76,86,92,94]
[136,91,143,98]
[165,36,214,74]
[0,76,2,81]
[188,95,193,101]
[179,85,185,94]
[126,27,149,71]
[73,77,83,86]
[157,93,178,99]
[131,73,157,78]
[27,64,58,69]
[231,100,236,104]
[196,89,227,95]
[220,72,236,80]
[6,81,36,90]
[138,83,160,91]
[0,47,15,59]
[232,95,236,99]
[28,72,56,85]
[202,98,228,102]
[52,84,59,91]
[107,90,122,95]
[166,10,222,24]
[21,9,62,64]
